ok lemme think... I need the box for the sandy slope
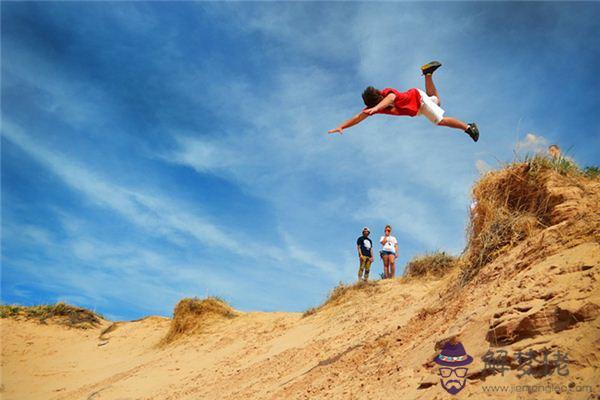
[2,169,599,399]
[1,278,440,400]
[2,241,598,400]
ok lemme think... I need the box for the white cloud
[165,136,239,172]
[515,133,549,154]
[282,232,338,276]
[2,121,244,253]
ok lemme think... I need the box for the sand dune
[2,159,599,399]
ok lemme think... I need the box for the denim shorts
[380,250,396,256]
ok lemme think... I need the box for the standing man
[356,227,374,281]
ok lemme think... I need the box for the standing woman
[380,225,398,278]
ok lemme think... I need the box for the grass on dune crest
[403,251,460,279]
[303,280,378,318]
[0,302,102,328]
[161,296,237,344]
[460,154,598,285]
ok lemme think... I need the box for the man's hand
[370,257,374,262]
[363,108,377,115]
[328,127,344,135]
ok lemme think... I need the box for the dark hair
[549,144,560,150]
[362,86,383,108]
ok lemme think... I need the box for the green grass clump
[520,154,598,180]
[583,166,600,179]
[0,302,102,328]
[523,154,580,177]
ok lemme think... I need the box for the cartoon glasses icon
[439,367,468,378]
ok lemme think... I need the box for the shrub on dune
[0,302,102,329]
[404,251,459,278]
[161,297,236,344]
[460,154,596,285]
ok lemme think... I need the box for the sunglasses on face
[438,367,468,378]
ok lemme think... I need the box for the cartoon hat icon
[434,342,473,366]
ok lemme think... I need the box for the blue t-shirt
[356,236,373,257]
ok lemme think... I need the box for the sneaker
[465,123,479,142]
[421,61,442,76]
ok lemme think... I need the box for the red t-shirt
[370,88,422,117]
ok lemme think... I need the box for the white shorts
[416,89,445,125]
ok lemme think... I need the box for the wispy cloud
[164,136,240,173]
[515,133,549,155]
[2,121,243,253]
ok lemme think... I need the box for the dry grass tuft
[302,307,317,317]
[99,322,123,340]
[404,252,459,279]
[161,297,236,344]
[303,280,377,317]
[460,154,587,285]
[0,302,102,329]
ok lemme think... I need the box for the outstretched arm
[364,93,396,115]
[328,111,369,135]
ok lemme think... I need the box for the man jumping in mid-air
[328,61,479,142]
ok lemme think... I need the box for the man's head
[548,144,561,159]
[362,227,370,237]
[362,86,383,108]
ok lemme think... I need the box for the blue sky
[2,2,598,320]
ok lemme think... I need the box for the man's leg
[358,257,365,280]
[438,117,468,131]
[363,259,372,281]
[390,255,396,278]
[424,75,440,102]
[438,117,479,142]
